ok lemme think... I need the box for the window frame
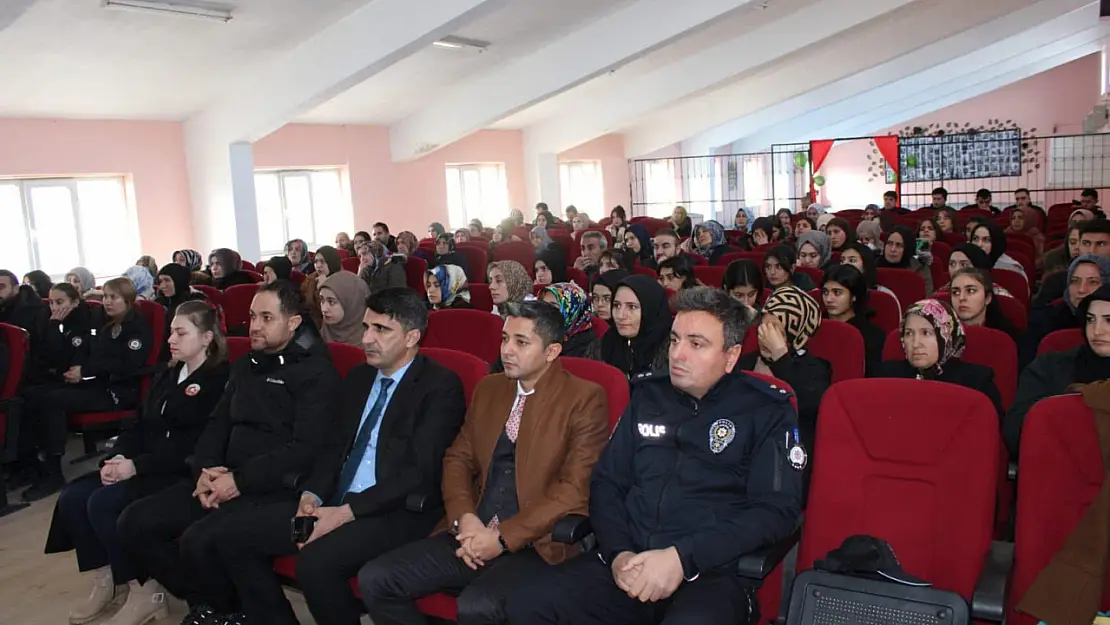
[253,168,350,257]
[444,162,510,230]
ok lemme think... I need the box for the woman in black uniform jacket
[45,301,230,625]
[21,277,153,502]
[40,283,97,381]
[154,263,209,361]
[873,299,1003,418]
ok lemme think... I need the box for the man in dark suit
[207,288,467,625]
[357,301,610,625]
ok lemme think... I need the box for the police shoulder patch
[127,338,142,351]
[71,336,82,347]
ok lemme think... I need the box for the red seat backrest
[241,260,257,272]
[492,241,535,276]
[327,342,367,378]
[454,246,489,285]
[467,284,493,313]
[134,300,167,363]
[1010,394,1109,624]
[226,337,251,363]
[799,379,999,601]
[743,319,864,383]
[868,289,902,335]
[335,249,350,259]
[222,284,260,333]
[405,256,428,294]
[692,266,726,289]
[795,266,823,286]
[560,357,629,430]
[341,258,361,274]
[882,325,1017,410]
[876,267,926,311]
[421,347,489,405]
[288,270,305,287]
[991,268,1030,307]
[423,309,504,365]
[631,266,658,279]
[566,267,589,290]
[242,270,263,283]
[592,317,609,338]
[0,323,29,447]
[1038,328,1084,355]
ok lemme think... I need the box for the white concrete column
[524,150,561,217]
[183,135,260,262]
[1100,19,1110,95]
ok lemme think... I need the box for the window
[559,161,604,219]
[253,169,350,256]
[0,177,137,280]
[445,163,509,229]
[643,160,678,218]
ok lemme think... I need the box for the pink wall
[0,118,192,266]
[558,134,631,212]
[817,53,1101,210]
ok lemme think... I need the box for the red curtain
[808,139,835,202]
[873,135,900,202]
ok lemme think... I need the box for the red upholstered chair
[492,241,535,276]
[764,379,1004,623]
[466,284,493,313]
[423,309,503,365]
[1010,395,1110,625]
[876,267,926,311]
[241,260,257,272]
[566,267,589,290]
[631,266,658,279]
[684,253,707,266]
[742,319,865,383]
[222,284,259,335]
[327,342,366,379]
[795,266,823,287]
[692,265,726,288]
[991,269,1030,308]
[592,317,609,338]
[340,258,361,274]
[0,323,29,515]
[226,337,251,363]
[420,347,489,405]
[1037,328,1083,355]
[454,246,489,285]
[868,289,903,335]
[405,256,428,294]
[288,270,305,287]
[68,300,167,456]
[242,270,263,283]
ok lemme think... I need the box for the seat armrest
[971,540,1013,622]
[1007,461,1017,481]
[406,493,431,514]
[552,514,592,544]
[736,524,801,580]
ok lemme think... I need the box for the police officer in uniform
[39,282,97,380]
[505,287,805,625]
[22,277,153,502]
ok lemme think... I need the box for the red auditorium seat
[288,270,305,287]
[742,319,865,382]
[193,285,222,307]
[876,267,926,311]
[405,256,428,294]
[684,253,707,266]
[453,245,489,285]
[492,241,535,276]
[226,336,251,362]
[1037,328,1083,355]
[327,342,366,378]
[1010,394,1109,625]
[420,347,489,405]
[764,379,1003,623]
[222,284,260,335]
[631,266,658,279]
[692,265,726,288]
[991,268,1030,306]
[0,323,29,514]
[566,267,588,290]
[592,317,608,338]
[242,270,263,283]
[423,309,504,365]
[467,284,493,313]
[629,217,669,237]
[794,266,822,287]
[68,300,167,456]
[340,258,361,274]
[336,249,350,259]
[868,289,902,335]
[933,291,1028,333]
[241,260,257,272]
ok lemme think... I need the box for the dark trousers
[47,473,176,581]
[296,512,438,625]
[503,551,757,625]
[22,383,133,456]
[118,481,296,613]
[358,532,549,625]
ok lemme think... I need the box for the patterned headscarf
[762,286,821,351]
[430,264,471,308]
[693,220,727,256]
[489,260,532,316]
[901,299,966,378]
[543,282,593,338]
[124,265,155,300]
[174,249,202,271]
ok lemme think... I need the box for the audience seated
[122,267,155,301]
[301,246,342,329]
[0,269,48,380]
[793,216,815,240]
[822,264,885,376]
[263,256,292,283]
[1006,206,1045,264]
[838,242,899,304]
[600,275,671,378]
[873,299,1003,417]
[590,269,627,322]
[668,205,692,238]
[763,245,816,291]
[937,243,1013,296]
[431,234,469,275]
[691,220,733,265]
[574,231,607,279]
[949,268,1021,344]
[172,250,203,272]
[825,217,855,253]
[318,271,370,348]
[488,260,532,317]
[36,284,95,389]
[358,301,609,624]
[650,229,684,267]
[970,221,1027,282]
[597,249,625,275]
[1022,254,1110,367]
[372,222,398,254]
[538,283,600,360]
[876,225,934,294]
[66,267,99,299]
[45,302,229,625]
[357,240,406,295]
[657,256,697,292]
[749,217,776,247]
[23,270,53,299]
[796,231,831,271]
[284,239,314,275]
[209,249,254,291]
[855,221,883,252]
[533,247,568,286]
[426,264,473,311]
[1036,219,1110,307]
[620,223,655,270]
[723,259,764,312]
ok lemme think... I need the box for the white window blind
[445,163,509,229]
[559,160,604,218]
[254,169,351,256]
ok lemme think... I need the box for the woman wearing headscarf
[1005,206,1045,265]
[825,217,855,253]
[357,240,406,294]
[509,209,525,228]
[1022,254,1110,368]
[172,250,202,272]
[154,264,208,358]
[815,214,835,232]
[969,221,1026,282]
[855,221,883,253]
[534,209,557,231]
[669,206,692,238]
[873,299,1003,418]
[590,269,628,322]
[135,256,158,278]
[730,207,755,249]
[317,271,371,347]
[431,233,468,274]
[691,220,733,265]
[488,260,532,317]
[822,264,885,376]
[299,246,342,330]
[600,275,671,377]
[796,231,831,270]
[877,225,934,295]
[837,242,899,305]
[66,267,97,298]
[935,243,1012,297]
[620,223,655,270]
[763,245,816,291]
[534,247,568,286]
[123,266,156,301]
[425,264,472,310]
[539,283,600,360]
[394,231,424,259]
[1070,208,1095,228]
[208,248,253,291]
[1042,224,1081,278]
[749,217,777,248]
[738,286,831,457]
[427,222,447,239]
[805,203,826,221]
[262,256,292,283]
[23,270,53,299]
[1006,285,1110,458]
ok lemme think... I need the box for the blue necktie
[332,377,394,504]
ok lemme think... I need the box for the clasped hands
[192,467,240,509]
[611,547,685,604]
[99,455,136,485]
[454,513,504,570]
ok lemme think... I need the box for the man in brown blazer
[357,300,610,625]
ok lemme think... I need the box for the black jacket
[739,350,831,454]
[873,359,1004,419]
[1003,347,1080,459]
[114,360,231,476]
[590,369,803,578]
[361,257,408,295]
[1021,301,1078,369]
[75,308,153,392]
[0,284,49,382]
[214,271,255,291]
[192,325,340,496]
[40,302,96,378]
[302,355,467,518]
[847,316,887,377]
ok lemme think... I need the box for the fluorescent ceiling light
[432,36,489,51]
[102,0,232,22]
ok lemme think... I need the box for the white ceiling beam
[624,0,1089,157]
[730,6,1101,151]
[388,0,758,162]
[523,0,915,155]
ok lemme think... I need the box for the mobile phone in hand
[291,516,317,543]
